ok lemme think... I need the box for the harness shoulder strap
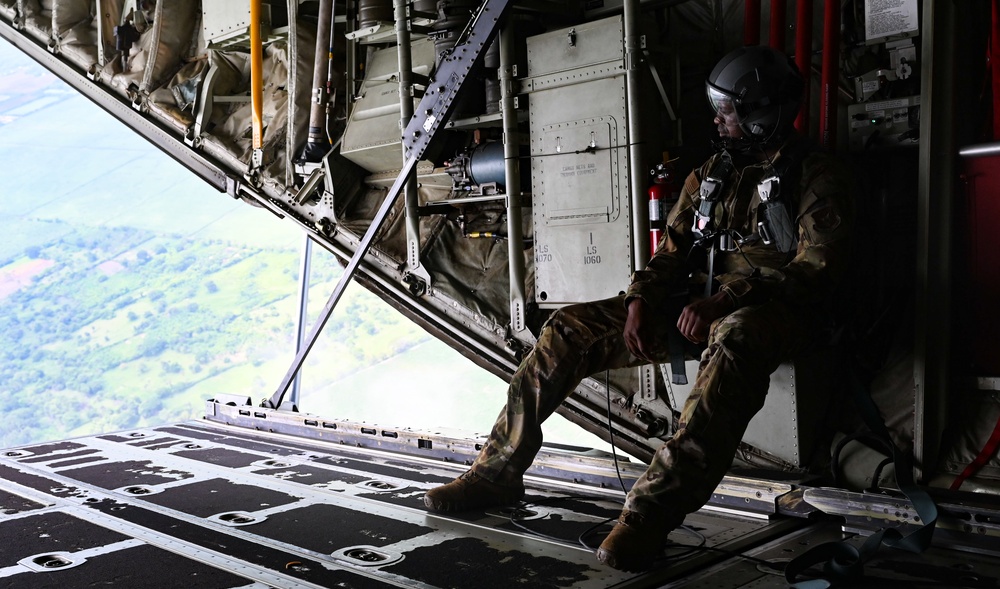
[694,151,735,235]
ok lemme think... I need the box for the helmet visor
[706,85,744,126]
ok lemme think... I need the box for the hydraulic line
[818,0,840,149]
[793,0,813,133]
[745,0,761,46]
[306,0,334,157]
[769,0,786,50]
[250,0,265,164]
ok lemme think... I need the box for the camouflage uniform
[472,134,853,524]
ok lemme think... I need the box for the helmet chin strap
[711,102,792,154]
[712,134,768,154]
[712,136,753,152]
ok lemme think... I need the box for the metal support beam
[914,0,956,481]
[396,0,428,283]
[346,0,358,120]
[95,0,123,67]
[623,0,657,409]
[287,235,314,411]
[266,0,514,409]
[624,0,648,271]
[499,23,526,334]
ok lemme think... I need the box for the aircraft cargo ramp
[1,401,998,589]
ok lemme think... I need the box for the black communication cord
[727,229,763,276]
[504,370,792,574]
[604,370,631,495]
[505,374,961,587]
[514,371,636,550]
[528,144,616,159]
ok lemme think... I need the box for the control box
[847,95,920,151]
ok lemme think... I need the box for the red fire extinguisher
[648,156,681,256]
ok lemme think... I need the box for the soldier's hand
[624,298,658,362]
[677,292,734,344]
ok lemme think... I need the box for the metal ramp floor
[1,417,997,588]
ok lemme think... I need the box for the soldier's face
[713,99,745,140]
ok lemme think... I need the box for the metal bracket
[404,249,433,293]
[643,48,676,121]
[126,82,143,111]
[639,364,657,401]
[293,165,325,205]
[402,272,428,297]
[224,175,242,199]
[190,60,222,145]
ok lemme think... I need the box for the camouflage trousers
[471,294,819,524]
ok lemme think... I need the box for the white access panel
[526,17,634,308]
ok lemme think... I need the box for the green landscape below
[0,37,607,454]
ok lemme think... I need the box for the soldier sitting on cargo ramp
[424,45,854,572]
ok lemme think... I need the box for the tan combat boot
[423,470,524,512]
[595,509,676,571]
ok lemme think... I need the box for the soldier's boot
[595,509,678,571]
[423,470,524,512]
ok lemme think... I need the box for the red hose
[992,0,1000,139]
[950,414,1000,490]
[745,0,761,46]
[769,0,787,50]
[794,0,813,133]
[819,0,840,149]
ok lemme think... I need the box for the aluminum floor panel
[0,421,798,588]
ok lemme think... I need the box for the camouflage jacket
[626,134,854,312]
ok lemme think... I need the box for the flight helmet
[706,46,804,148]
